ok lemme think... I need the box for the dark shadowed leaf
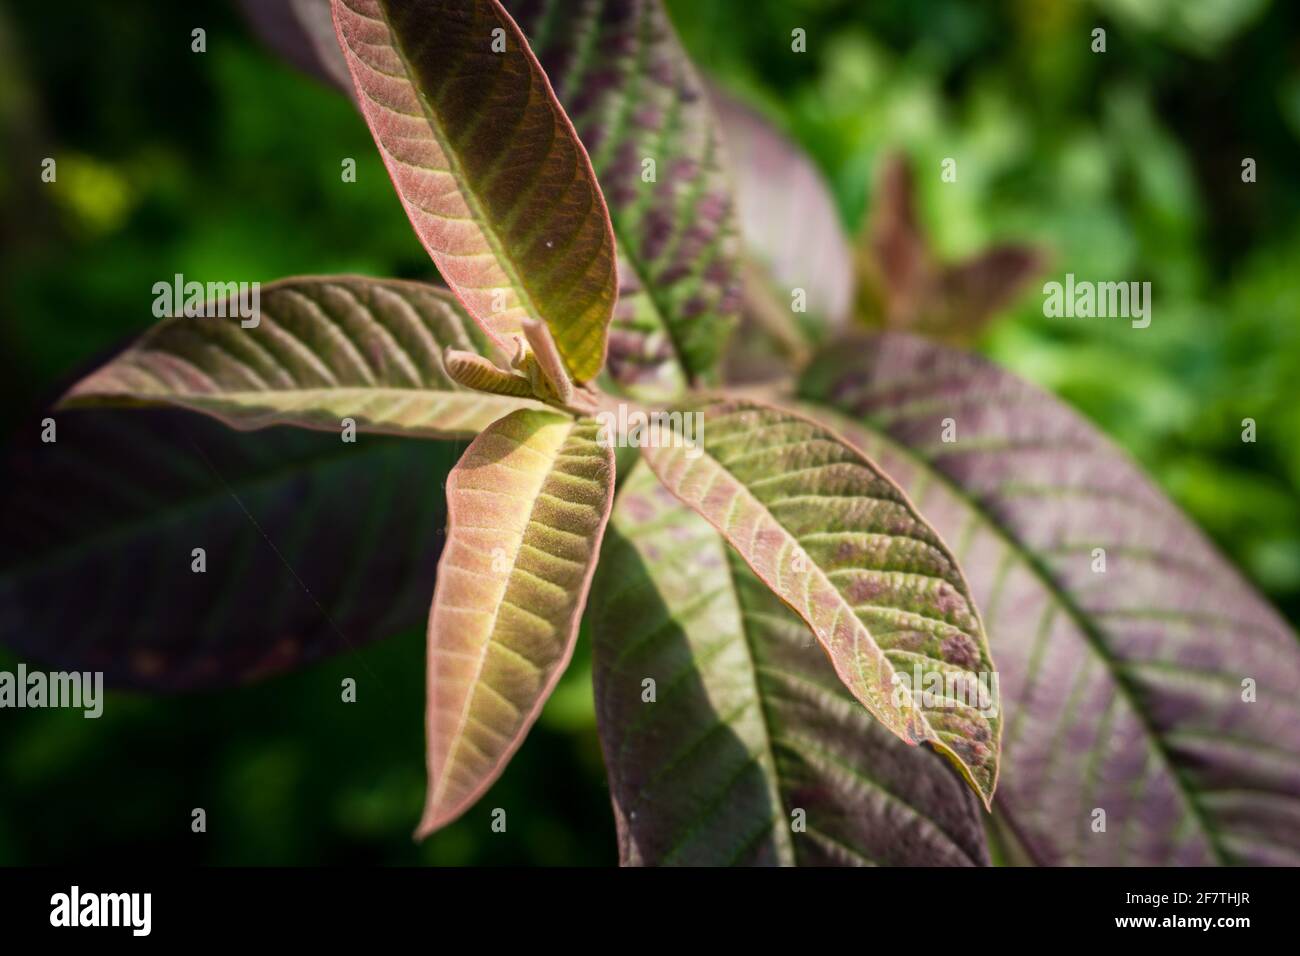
[332,0,618,382]
[0,407,459,690]
[859,154,1046,343]
[61,276,544,438]
[800,333,1300,865]
[639,398,1001,805]
[505,0,742,394]
[238,0,354,95]
[589,462,990,865]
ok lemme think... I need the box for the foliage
[2,0,1298,866]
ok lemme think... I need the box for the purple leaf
[709,84,854,336]
[237,0,354,96]
[0,407,457,690]
[800,333,1300,865]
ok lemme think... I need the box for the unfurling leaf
[639,398,1001,806]
[332,0,618,382]
[800,333,1300,865]
[506,0,742,394]
[0,408,456,690]
[443,349,535,399]
[61,277,543,439]
[859,153,1046,343]
[590,463,990,865]
[418,409,615,835]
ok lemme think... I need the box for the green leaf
[505,0,742,392]
[800,333,1300,864]
[589,462,991,865]
[61,276,544,439]
[639,398,1001,806]
[0,407,458,689]
[418,409,615,835]
[332,0,618,382]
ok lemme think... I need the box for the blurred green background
[1,0,1297,864]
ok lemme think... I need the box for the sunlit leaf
[332,0,618,382]
[589,462,991,865]
[61,276,543,439]
[0,407,457,689]
[506,0,742,393]
[418,408,615,835]
[240,0,739,393]
[639,398,1001,806]
[800,333,1300,864]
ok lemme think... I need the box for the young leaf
[505,0,742,391]
[240,0,739,393]
[638,398,1001,806]
[419,409,614,835]
[331,0,618,382]
[443,349,536,399]
[859,154,1046,343]
[0,408,456,690]
[800,333,1300,865]
[60,277,544,439]
[590,463,990,865]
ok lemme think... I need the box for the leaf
[418,408,614,835]
[0,407,457,690]
[60,276,543,439]
[504,0,742,391]
[638,398,1001,806]
[799,333,1300,865]
[709,84,854,338]
[331,0,618,382]
[589,463,990,865]
[238,0,354,96]
[859,153,1046,343]
[240,0,739,393]
[443,349,536,399]
[602,259,690,401]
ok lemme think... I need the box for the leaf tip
[929,738,998,812]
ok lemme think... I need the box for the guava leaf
[709,85,854,340]
[331,0,618,382]
[800,333,1300,865]
[505,0,742,392]
[0,407,457,690]
[237,0,738,393]
[859,153,1046,343]
[61,277,543,439]
[589,462,990,865]
[638,398,1001,806]
[603,259,691,401]
[238,0,354,96]
[418,409,614,835]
